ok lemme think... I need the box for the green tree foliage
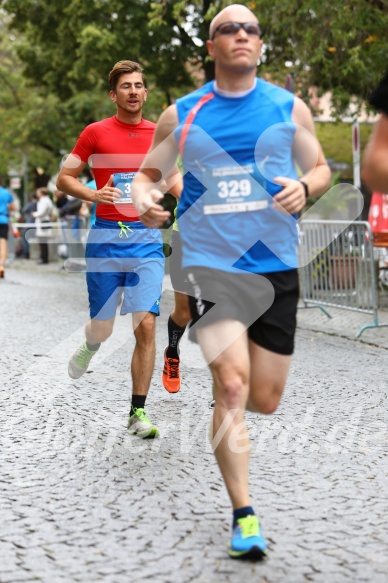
[0,0,388,110]
[0,0,209,108]
[147,0,386,117]
[2,0,387,114]
[254,0,388,116]
[0,15,71,183]
[0,0,386,180]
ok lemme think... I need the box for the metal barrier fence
[299,219,388,337]
[11,216,88,267]
[13,221,65,262]
[60,215,88,270]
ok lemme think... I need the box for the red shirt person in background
[57,60,181,439]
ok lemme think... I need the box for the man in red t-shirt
[57,60,181,438]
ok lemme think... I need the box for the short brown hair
[108,60,145,92]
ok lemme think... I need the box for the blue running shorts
[85,218,165,320]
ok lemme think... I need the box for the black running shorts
[186,266,299,355]
[169,230,191,294]
[0,223,9,240]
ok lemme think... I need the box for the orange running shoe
[162,347,181,393]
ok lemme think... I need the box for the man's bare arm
[293,97,331,194]
[56,155,122,205]
[132,105,180,226]
[273,97,331,215]
[362,113,388,193]
[8,200,17,213]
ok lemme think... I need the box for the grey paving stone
[1,266,388,582]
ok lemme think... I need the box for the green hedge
[315,121,374,180]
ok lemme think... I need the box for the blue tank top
[175,78,299,273]
[0,186,13,225]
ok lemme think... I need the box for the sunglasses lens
[244,23,260,35]
[215,22,261,38]
[219,22,240,35]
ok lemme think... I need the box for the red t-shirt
[72,116,156,221]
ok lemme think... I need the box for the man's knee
[248,382,285,415]
[215,372,248,409]
[257,399,281,415]
[88,319,114,343]
[134,312,156,344]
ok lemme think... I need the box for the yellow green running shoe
[128,408,160,439]
[68,342,99,379]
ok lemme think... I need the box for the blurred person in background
[85,169,97,227]
[32,187,54,265]
[362,70,388,193]
[0,175,17,277]
[54,189,69,211]
[20,192,37,259]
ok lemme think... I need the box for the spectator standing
[33,187,54,265]
[20,192,37,259]
[0,176,16,277]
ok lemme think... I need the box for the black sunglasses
[210,21,262,41]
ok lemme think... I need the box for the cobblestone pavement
[1,261,388,583]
